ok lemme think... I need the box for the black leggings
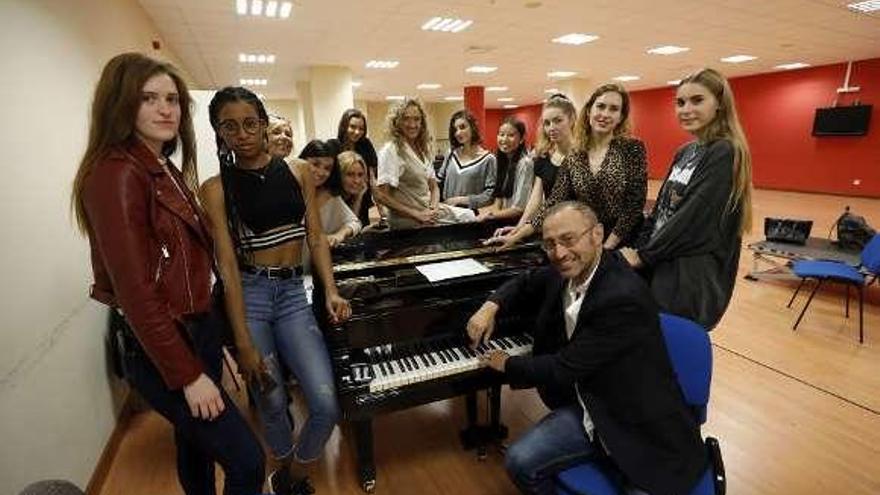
[123,316,265,495]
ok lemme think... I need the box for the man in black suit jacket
[467,201,706,495]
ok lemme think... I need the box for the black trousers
[122,314,265,495]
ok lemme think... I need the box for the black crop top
[228,157,306,251]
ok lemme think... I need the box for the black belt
[240,264,304,279]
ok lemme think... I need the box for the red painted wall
[483,58,880,197]
[631,58,880,197]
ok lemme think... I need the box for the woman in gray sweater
[620,68,753,329]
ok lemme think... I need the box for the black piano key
[495,338,511,350]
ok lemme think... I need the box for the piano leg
[460,387,508,460]
[353,418,376,493]
[488,384,509,448]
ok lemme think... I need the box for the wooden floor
[97,186,880,495]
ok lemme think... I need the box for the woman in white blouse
[374,98,474,229]
[299,140,361,247]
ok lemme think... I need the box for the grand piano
[314,220,546,492]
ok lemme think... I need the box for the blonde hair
[535,94,577,157]
[679,68,753,235]
[338,150,366,175]
[574,83,632,153]
[385,98,433,161]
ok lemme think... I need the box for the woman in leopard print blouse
[531,83,647,248]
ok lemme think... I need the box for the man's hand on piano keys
[467,301,499,348]
[326,293,352,324]
[479,349,509,372]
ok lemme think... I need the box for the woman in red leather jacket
[70,53,264,495]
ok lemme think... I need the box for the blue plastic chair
[555,313,725,495]
[787,234,880,343]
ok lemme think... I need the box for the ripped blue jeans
[241,271,340,462]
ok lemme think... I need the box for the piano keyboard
[357,335,533,393]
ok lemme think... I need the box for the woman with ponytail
[72,53,264,495]
[620,68,753,329]
[199,86,350,495]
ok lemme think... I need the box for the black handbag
[764,217,812,245]
[833,206,876,251]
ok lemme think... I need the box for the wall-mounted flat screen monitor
[812,105,872,136]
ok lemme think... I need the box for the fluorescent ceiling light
[236,0,292,18]
[547,70,577,78]
[497,97,515,102]
[503,104,518,109]
[385,95,405,101]
[366,60,399,69]
[351,81,363,88]
[422,17,474,32]
[552,33,599,45]
[847,0,880,12]
[612,75,640,82]
[647,45,690,55]
[465,65,497,73]
[720,54,757,63]
[279,1,292,18]
[667,79,681,86]
[239,78,268,86]
[417,83,442,89]
[444,95,464,101]
[775,62,810,70]
[265,1,278,17]
[486,86,508,92]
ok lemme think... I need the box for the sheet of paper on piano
[415,257,491,283]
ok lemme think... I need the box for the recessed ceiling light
[551,33,599,45]
[497,97,514,102]
[503,104,518,109]
[417,83,442,90]
[465,65,497,74]
[667,79,681,86]
[647,45,690,55]
[720,54,757,63]
[421,17,474,33]
[486,86,508,92]
[544,88,560,94]
[279,1,292,17]
[547,70,577,78]
[385,95,405,101]
[775,62,811,70]
[239,53,276,64]
[240,78,268,86]
[847,0,880,12]
[351,81,363,88]
[366,60,399,69]
[444,95,464,101]
[612,75,640,82]
[236,0,292,18]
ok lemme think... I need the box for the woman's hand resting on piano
[467,301,499,347]
[325,292,352,324]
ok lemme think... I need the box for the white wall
[0,1,193,492]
